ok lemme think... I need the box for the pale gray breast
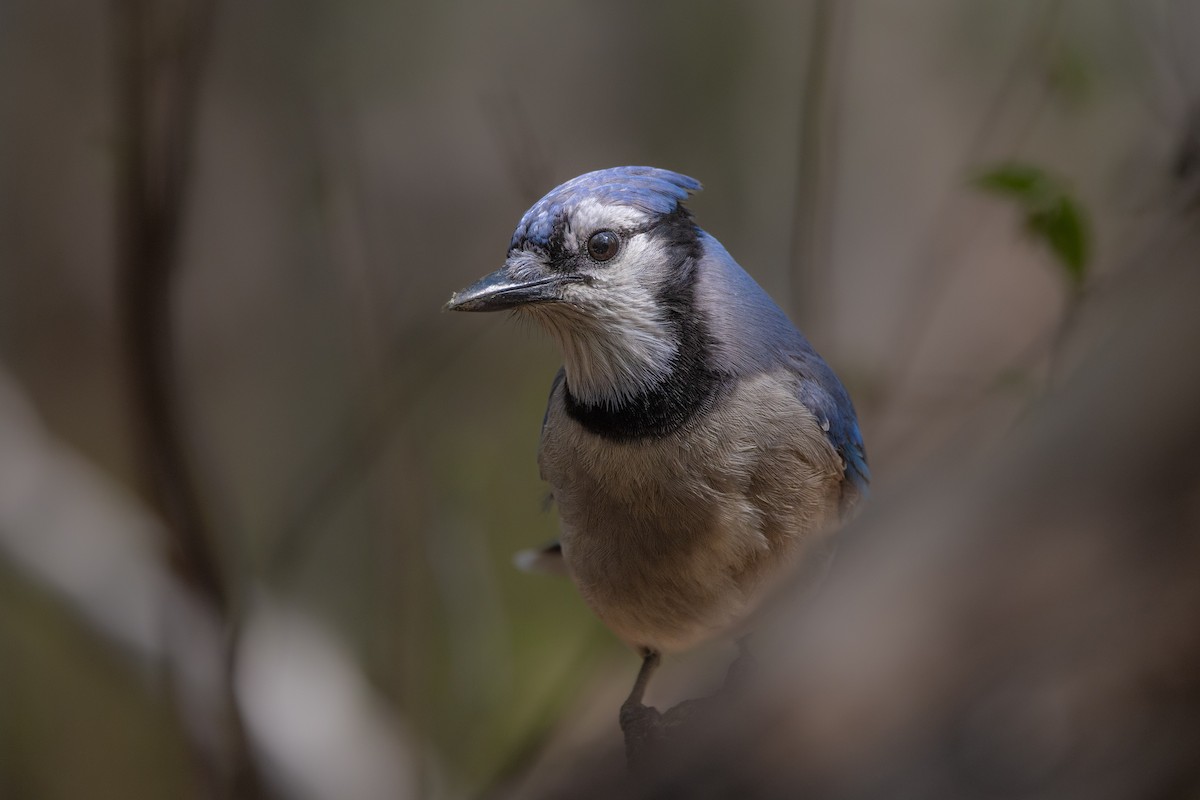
[538,370,845,652]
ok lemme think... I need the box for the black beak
[446,265,579,312]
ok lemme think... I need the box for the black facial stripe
[563,211,727,441]
[512,216,665,270]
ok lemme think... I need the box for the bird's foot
[620,649,746,773]
[621,694,723,773]
[619,696,664,771]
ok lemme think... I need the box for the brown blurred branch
[266,327,484,575]
[113,0,223,613]
[111,1,267,797]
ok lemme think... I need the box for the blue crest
[510,166,702,250]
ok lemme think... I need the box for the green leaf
[974,162,1091,291]
[1027,196,1089,289]
[974,164,1053,202]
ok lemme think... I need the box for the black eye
[586,230,620,262]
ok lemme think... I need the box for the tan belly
[557,475,767,651]
[539,372,844,652]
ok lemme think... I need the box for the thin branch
[266,93,552,577]
[113,0,224,613]
[1043,288,1084,392]
[266,327,486,576]
[874,0,1067,448]
[111,1,268,797]
[789,0,851,335]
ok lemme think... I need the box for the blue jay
[448,167,868,713]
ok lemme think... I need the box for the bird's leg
[620,649,661,726]
[620,650,664,770]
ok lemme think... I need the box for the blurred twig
[111,1,267,797]
[1043,288,1084,391]
[1123,0,1189,109]
[482,90,555,206]
[113,0,224,611]
[874,0,1067,454]
[267,91,552,576]
[789,0,851,335]
[1174,103,1200,210]
[266,327,486,576]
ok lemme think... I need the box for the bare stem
[789,0,850,336]
[875,0,1067,451]
[111,1,267,796]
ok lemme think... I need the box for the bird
[446,166,868,725]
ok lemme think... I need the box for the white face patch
[523,209,683,408]
[560,197,648,252]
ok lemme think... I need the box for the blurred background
[1,0,1197,798]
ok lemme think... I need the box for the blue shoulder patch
[511,166,701,250]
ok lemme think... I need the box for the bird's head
[447,166,706,406]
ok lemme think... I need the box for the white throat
[529,304,677,408]
[517,220,689,407]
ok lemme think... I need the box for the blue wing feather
[795,376,871,498]
[692,233,869,503]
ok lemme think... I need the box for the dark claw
[619,649,749,773]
